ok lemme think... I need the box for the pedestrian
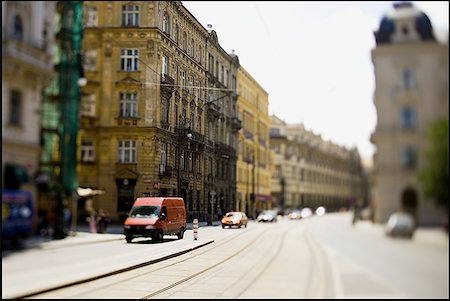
[86,208,97,233]
[63,206,71,235]
[97,209,109,234]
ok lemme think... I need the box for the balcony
[206,101,221,117]
[161,74,175,95]
[231,117,242,132]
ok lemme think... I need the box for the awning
[76,187,105,197]
[254,194,273,203]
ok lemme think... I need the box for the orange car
[221,211,248,228]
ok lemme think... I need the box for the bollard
[193,218,198,240]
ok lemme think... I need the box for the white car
[257,210,278,223]
[300,208,313,219]
[386,212,415,238]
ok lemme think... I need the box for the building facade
[2,1,56,218]
[236,66,273,218]
[204,27,240,221]
[270,115,366,213]
[78,1,241,223]
[370,2,448,225]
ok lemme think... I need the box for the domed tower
[370,2,448,226]
[374,1,435,44]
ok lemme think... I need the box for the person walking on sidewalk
[96,209,110,234]
[86,208,97,233]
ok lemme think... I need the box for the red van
[123,197,186,243]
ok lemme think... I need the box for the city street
[2,212,448,299]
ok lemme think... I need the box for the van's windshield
[129,206,160,218]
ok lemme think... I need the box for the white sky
[182,1,449,162]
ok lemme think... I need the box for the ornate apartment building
[270,115,367,212]
[204,27,241,220]
[2,1,56,208]
[370,2,448,225]
[78,1,240,222]
[236,66,273,218]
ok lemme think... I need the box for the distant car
[221,211,248,228]
[315,206,326,216]
[288,210,302,220]
[257,210,278,223]
[385,212,415,238]
[301,208,313,219]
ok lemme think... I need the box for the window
[9,90,22,126]
[120,49,138,71]
[220,66,224,83]
[83,6,98,27]
[174,104,178,127]
[197,115,202,132]
[160,142,167,173]
[119,93,137,117]
[121,5,139,27]
[198,45,202,64]
[181,149,185,170]
[172,64,178,84]
[118,140,136,163]
[161,100,168,123]
[81,140,94,162]
[80,94,97,117]
[82,49,97,71]
[191,38,195,57]
[190,113,195,130]
[182,32,187,51]
[181,70,186,89]
[400,146,416,168]
[174,23,179,43]
[400,67,415,90]
[400,106,417,129]
[13,15,23,40]
[188,152,193,171]
[162,55,168,76]
[189,76,194,94]
[173,147,177,168]
[162,13,169,33]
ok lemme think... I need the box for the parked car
[385,212,415,238]
[221,211,248,228]
[257,210,278,223]
[288,209,302,220]
[123,197,186,243]
[315,206,326,216]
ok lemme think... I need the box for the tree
[418,116,449,210]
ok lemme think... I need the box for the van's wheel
[177,227,185,239]
[126,235,133,243]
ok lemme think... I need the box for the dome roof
[374,2,435,45]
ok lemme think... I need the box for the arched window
[13,15,23,40]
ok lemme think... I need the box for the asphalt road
[2,212,448,299]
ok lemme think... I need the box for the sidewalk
[7,220,222,251]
